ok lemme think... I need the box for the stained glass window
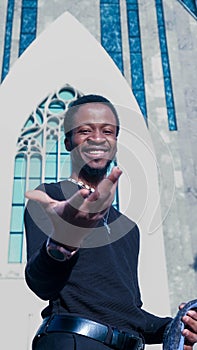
[9,84,119,263]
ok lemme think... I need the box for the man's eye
[79,129,91,134]
[103,129,113,134]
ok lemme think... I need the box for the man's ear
[64,137,72,151]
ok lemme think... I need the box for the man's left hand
[180,303,197,349]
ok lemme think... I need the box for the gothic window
[8,84,119,263]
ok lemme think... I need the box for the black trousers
[33,332,113,350]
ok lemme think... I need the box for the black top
[24,181,172,344]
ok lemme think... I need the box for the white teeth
[89,150,105,154]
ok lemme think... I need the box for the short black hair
[64,94,120,137]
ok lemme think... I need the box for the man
[25,95,197,349]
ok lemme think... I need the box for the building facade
[0,1,196,349]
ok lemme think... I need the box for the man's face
[65,103,118,175]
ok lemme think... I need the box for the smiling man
[24,95,197,350]
[64,96,119,186]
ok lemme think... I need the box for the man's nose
[88,130,105,143]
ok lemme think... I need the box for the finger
[84,167,122,214]
[67,188,90,212]
[184,345,193,350]
[91,166,122,200]
[98,166,122,193]
[187,310,197,320]
[107,166,122,183]
[182,314,197,333]
[179,303,186,310]
[25,190,57,208]
[182,328,197,344]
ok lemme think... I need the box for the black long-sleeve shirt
[24,180,172,344]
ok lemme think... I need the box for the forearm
[140,309,172,344]
[25,241,78,300]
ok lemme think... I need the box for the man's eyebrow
[75,123,116,127]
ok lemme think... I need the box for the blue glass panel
[100,5,122,52]
[19,34,35,55]
[8,233,23,263]
[35,110,43,124]
[100,0,119,4]
[12,179,25,204]
[21,8,37,33]
[15,155,26,178]
[45,154,57,179]
[156,4,164,23]
[59,89,75,101]
[48,118,59,127]
[1,0,15,81]
[60,154,71,179]
[127,10,139,37]
[126,4,138,10]
[7,0,14,20]
[129,37,141,53]
[155,0,177,131]
[22,0,37,7]
[126,1,147,120]
[46,138,58,153]
[100,1,123,74]
[164,77,174,108]
[158,26,167,53]
[24,116,34,128]
[10,206,24,231]
[161,54,170,77]
[35,132,43,146]
[29,155,41,178]
[28,178,41,190]
[130,53,144,90]
[4,28,12,49]
[19,1,37,56]
[1,50,10,80]
[60,132,66,152]
[48,101,65,114]
[168,108,177,131]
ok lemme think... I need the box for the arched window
[8,84,119,263]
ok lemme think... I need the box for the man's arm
[24,203,79,300]
[24,167,122,300]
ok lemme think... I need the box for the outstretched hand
[179,303,197,349]
[25,167,122,248]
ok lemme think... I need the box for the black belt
[34,315,144,350]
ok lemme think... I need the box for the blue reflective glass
[45,154,57,179]
[46,138,58,153]
[28,178,41,190]
[48,101,65,114]
[59,89,75,101]
[34,132,43,147]
[29,155,41,178]
[60,133,66,152]
[12,179,25,204]
[60,154,71,179]
[35,110,43,125]
[8,233,23,263]
[14,155,26,178]
[24,116,34,128]
[10,206,24,231]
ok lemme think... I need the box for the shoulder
[35,180,77,201]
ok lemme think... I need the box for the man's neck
[70,170,106,189]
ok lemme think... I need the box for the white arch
[0,12,170,349]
